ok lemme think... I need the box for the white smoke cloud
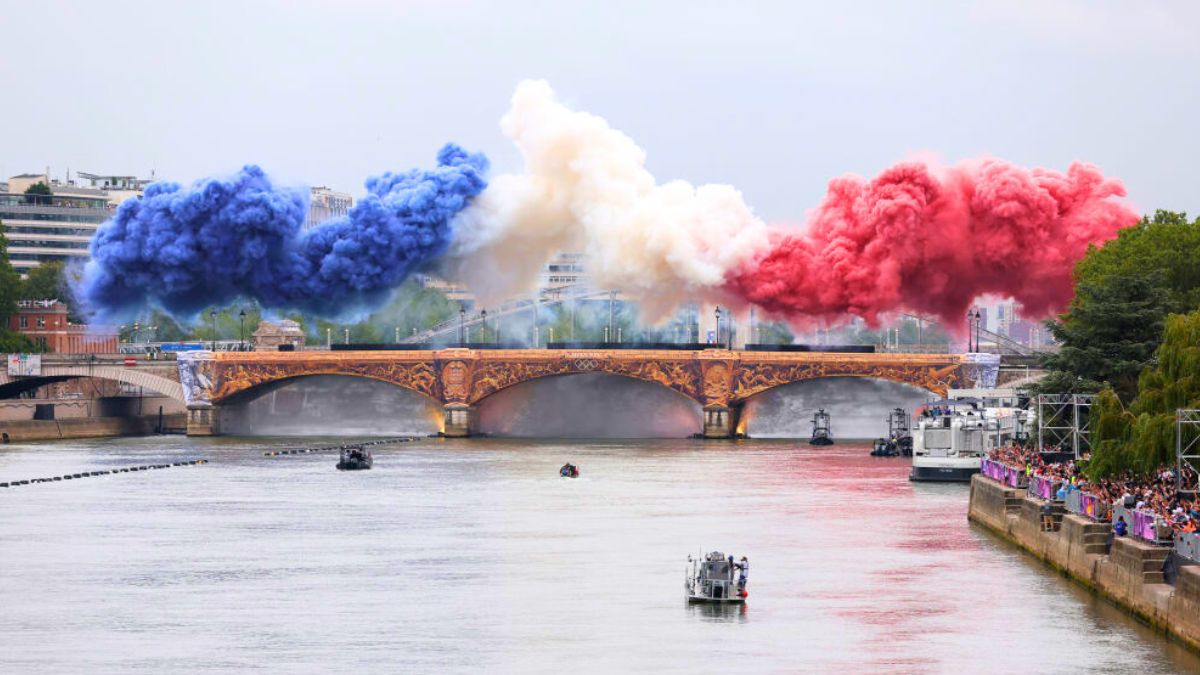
[446,80,771,319]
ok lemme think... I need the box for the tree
[20,261,65,301]
[1040,210,1199,402]
[1039,273,1168,400]
[1089,311,1200,477]
[23,181,52,205]
[0,222,21,324]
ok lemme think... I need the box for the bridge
[0,349,1042,437]
[173,348,1015,438]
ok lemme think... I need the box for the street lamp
[459,305,466,346]
[238,309,247,351]
[966,310,973,352]
[480,309,488,344]
[608,290,616,344]
[973,309,983,353]
[209,310,217,351]
[344,328,349,345]
[714,306,722,346]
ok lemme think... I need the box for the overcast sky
[2,0,1197,220]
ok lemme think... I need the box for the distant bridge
[178,348,1004,438]
[0,355,184,402]
[0,350,1044,438]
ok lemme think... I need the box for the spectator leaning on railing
[983,445,1200,535]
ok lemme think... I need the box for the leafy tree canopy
[1040,210,1200,402]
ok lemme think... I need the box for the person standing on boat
[737,557,749,588]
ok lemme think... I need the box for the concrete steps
[1142,549,1170,583]
[1082,524,1110,554]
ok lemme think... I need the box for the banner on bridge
[7,353,41,376]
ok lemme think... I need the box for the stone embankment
[0,414,187,442]
[968,474,1200,651]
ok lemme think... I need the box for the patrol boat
[809,409,833,446]
[336,446,373,471]
[685,551,748,603]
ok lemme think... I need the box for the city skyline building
[304,186,353,230]
[0,172,130,274]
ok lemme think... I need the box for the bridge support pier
[186,404,220,436]
[702,404,741,439]
[442,403,475,438]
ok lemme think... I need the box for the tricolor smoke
[77,80,1139,328]
[727,159,1138,327]
[78,145,487,319]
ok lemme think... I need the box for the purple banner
[1080,493,1108,521]
[1130,510,1158,541]
[1030,475,1058,500]
[980,458,1005,481]
[980,458,1027,488]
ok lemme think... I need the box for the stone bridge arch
[0,365,186,403]
[207,360,444,406]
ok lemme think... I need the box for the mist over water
[219,375,441,436]
[743,377,933,439]
[476,373,702,438]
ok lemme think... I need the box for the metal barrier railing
[1174,531,1200,563]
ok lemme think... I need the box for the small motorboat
[686,551,748,603]
[809,409,834,446]
[559,463,579,478]
[870,437,899,457]
[336,446,373,471]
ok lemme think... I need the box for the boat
[809,409,833,445]
[336,446,373,471]
[909,395,1027,481]
[870,437,898,457]
[685,551,748,603]
[872,407,913,457]
[559,463,579,478]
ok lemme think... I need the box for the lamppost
[714,306,722,346]
[326,327,331,349]
[209,310,217,351]
[608,290,616,344]
[459,305,466,346]
[973,309,982,353]
[966,311,973,352]
[480,309,488,344]
[238,309,247,351]
[395,326,400,344]
[343,328,349,345]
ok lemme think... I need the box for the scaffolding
[1037,394,1094,458]
[1177,409,1200,495]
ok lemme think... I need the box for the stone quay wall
[968,474,1200,651]
[0,414,187,442]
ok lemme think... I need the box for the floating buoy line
[1,459,208,488]
[263,436,420,457]
[0,437,421,489]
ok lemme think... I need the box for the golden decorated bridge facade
[179,348,978,437]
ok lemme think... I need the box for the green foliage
[0,220,41,349]
[1041,210,1200,401]
[20,261,65,301]
[23,181,52,205]
[0,222,21,324]
[1089,312,1200,478]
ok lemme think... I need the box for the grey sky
[2,0,1197,220]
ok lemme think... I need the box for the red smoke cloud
[726,159,1138,331]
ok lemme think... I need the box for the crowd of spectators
[985,443,1200,535]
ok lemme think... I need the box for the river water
[2,436,1198,674]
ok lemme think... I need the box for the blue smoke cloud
[78,144,488,320]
